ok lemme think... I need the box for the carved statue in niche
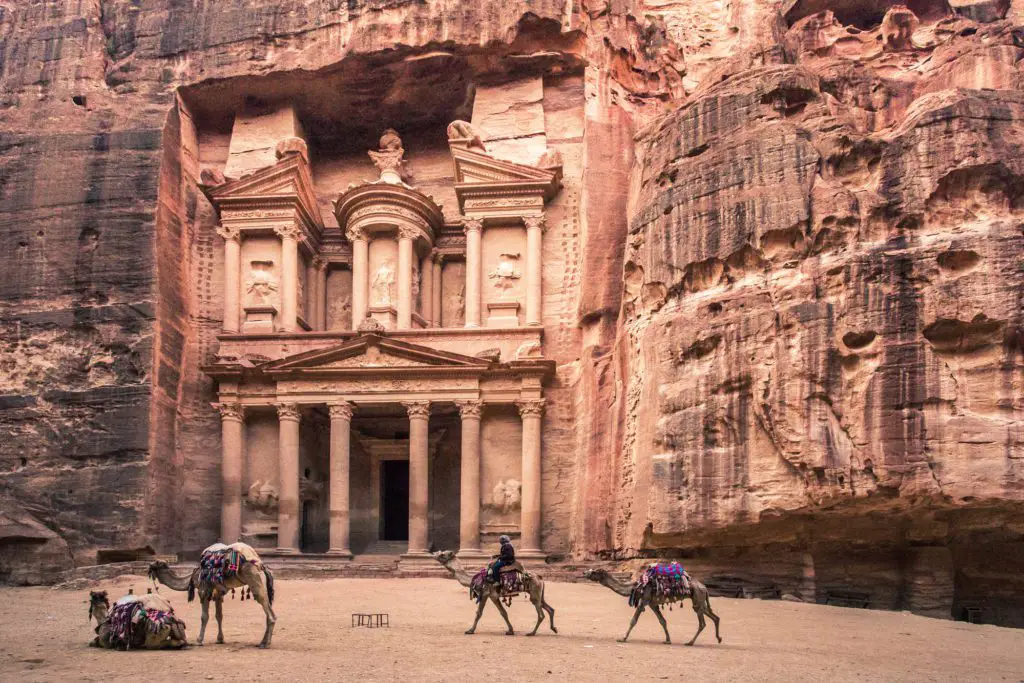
[490,479,522,514]
[411,258,420,308]
[244,480,279,515]
[245,261,278,307]
[297,271,306,316]
[329,294,351,329]
[488,253,522,299]
[371,259,396,306]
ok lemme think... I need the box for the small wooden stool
[351,613,390,628]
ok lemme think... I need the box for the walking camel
[583,567,722,645]
[433,550,557,636]
[148,542,277,648]
[88,590,189,649]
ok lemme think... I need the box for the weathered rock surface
[1,0,1023,626]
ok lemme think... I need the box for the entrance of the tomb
[381,459,409,541]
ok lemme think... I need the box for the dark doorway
[381,460,409,541]
[301,501,314,552]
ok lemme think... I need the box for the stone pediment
[205,152,323,232]
[451,147,561,214]
[261,334,492,374]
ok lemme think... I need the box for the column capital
[523,214,546,232]
[455,399,483,419]
[275,402,301,422]
[345,226,367,242]
[515,398,546,418]
[402,400,431,419]
[213,402,245,422]
[274,224,302,241]
[462,217,483,234]
[216,225,241,242]
[431,248,444,265]
[328,402,354,420]
[312,255,327,271]
[398,225,419,241]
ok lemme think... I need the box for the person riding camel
[487,535,523,583]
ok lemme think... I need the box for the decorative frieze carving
[515,398,546,418]
[403,400,431,419]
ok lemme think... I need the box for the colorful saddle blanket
[199,547,247,590]
[629,562,691,607]
[469,567,526,604]
[104,600,179,649]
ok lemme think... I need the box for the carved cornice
[328,402,354,421]
[335,183,443,245]
[402,400,431,419]
[213,402,245,422]
[455,399,483,419]
[216,225,241,242]
[276,402,301,422]
[515,398,546,418]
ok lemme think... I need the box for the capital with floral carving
[312,255,327,271]
[216,225,241,242]
[523,214,546,232]
[213,402,245,422]
[515,398,546,418]
[273,224,302,241]
[328,402,354,421]
[462,218,483,235]
[455,400,483,420]
[345,226,367,242]
[276,402,301,422]
[402,400,431,419]
[398,225,421,242]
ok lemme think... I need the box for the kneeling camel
[88,590,188,649]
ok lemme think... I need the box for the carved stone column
[315,257,328,331]
[327,402,353,557]
[217,226,241,333]
[306,255,318,330]
[431,252,443,328]
[516,399,545,554]
[420,252,433,325]
[397,227,415,329]
[216,402,245,543]
[455,400,483,553]
[276,403,301,553]
[403,401,431,555]
[524,214,545,327]
[275,225,300,332]
[464,218,483,328]
[349,228,369,328]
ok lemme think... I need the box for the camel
[88,590,188,649]
[583,567,722,646]
[148,542,276,648]
[432,550,557,636]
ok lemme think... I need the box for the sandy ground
[0,575,1022,683]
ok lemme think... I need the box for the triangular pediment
[452,147,559,186]
[205,153,323,230]
[261,335,492,374]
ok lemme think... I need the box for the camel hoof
[526,632,536,637]
[216,639,225,645]
[663,641,672,645]
[617,638,628,643]
[259,644,270,649]
[551,627,558,634]
[717,637,723,643]
[464,630,475,635]
[505,631,515,636]
[685,642,695,647]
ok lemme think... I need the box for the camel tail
[187,579,196,603]
[264,566,275,605]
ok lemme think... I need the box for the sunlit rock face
[1,0,1022,624]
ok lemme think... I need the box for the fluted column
[431,252,443,328]
[216,402,245,543]
[420,252,433,325]
[275,226,300,332]
[349,228,369,328]
[403,401,431,555]
[276,403,301,553]
[397,227,415,329]
[524,214,545,326]
[456,400,483,553]
[463,218,482,328]
[315,258,328,330]
[217,226,242,333]
[327,402,353,557]
[516,399,545,553]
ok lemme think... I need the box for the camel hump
[225,541,262,563]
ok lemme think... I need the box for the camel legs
[197,596,210,645]
[465,597,488,634]
[650,603,671,644]
[619,604,645,642]
[491,594,515,635]
[543,599,557,634]
[214,595,225,644]
[685,611,707,646]
[704,604,722,643]
[253,578,277,649]
[527,595,545,636]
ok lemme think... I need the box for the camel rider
[488,535,520,582]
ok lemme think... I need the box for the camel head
[147,560,170,581]
[432,550,457,567]
[88,590,109,622]
[582,568,609,583]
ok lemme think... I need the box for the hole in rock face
[863,458,873,472]
[937,249,982,274]
[72,95,86,107]
[843,330,878,350]
[922,316,1005,353]
[19,457,27,467]
[838,474,845,486]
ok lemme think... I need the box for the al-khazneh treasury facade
[202,122,565,563]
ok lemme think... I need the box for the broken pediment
[451,146,562,215]
[260,335,492,375]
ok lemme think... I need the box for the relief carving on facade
[245,261,279,307]
[244,480,279,514]
[368,129,407,181]
[371,259,396,306]
[446,120,486,151]
[488,252,521,299]
[489,478,522,514]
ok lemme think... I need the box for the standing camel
[583,567,722,646]
[88,590,189,649]
[148,542,276,648]
[432,550,557,636]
